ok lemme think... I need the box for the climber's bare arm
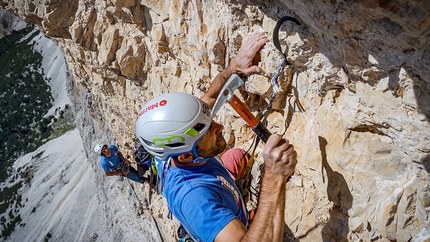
[201,32,268,108]
[215,134,297,242]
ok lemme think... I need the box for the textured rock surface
[1,0,429,241]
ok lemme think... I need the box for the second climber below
[94,144,149,184]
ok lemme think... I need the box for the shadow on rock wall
[250,0,430,181]
[414,83,430,122]
[422,154,430,174]
[319,136,353,242]
[250,0,430,123]
[284,223,299,242]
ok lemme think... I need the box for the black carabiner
[272,16,301,59]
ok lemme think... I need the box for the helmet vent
[165,142,186,148]
[193,123,206,132]
[141,137,159,148]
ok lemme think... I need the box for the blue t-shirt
[163,157,248,242]
[100,145,121,172]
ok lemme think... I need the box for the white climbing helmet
[135,92,212,161]
[94,144,104,155]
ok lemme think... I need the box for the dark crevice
[348,124,387,136]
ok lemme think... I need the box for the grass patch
[1,213,22,239]
[0,182,24,216]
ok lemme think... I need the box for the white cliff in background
[3,20,159,241]
[31,31,70,117]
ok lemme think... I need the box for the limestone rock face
[2,0,429,241]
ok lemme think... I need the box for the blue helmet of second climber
[135,92,212,161]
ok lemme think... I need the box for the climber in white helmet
[94,144,149,184]
[135,32,297,242]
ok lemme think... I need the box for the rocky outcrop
[1,0,429,241]
[0,9,26,37]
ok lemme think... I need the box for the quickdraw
[237,16,301,214]
[262,16,301,117]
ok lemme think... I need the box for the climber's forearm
[242,172,287,241]
[201,65,234,108]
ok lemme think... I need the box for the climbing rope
[124,176,165,242]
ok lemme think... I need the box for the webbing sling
[236,135,259,198]
[237,15,301,204]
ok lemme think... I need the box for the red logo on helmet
[136,99,168,120]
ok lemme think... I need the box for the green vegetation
[0,24,52,183]
[0,24,75,183]
[0,24,76,239]
[0,180,24,238]
[2,213,22,239]
[44,232,53,242]
[50,104,76,139]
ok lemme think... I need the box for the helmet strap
[190,147,210,163]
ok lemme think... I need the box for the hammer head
[210,74,244,117]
